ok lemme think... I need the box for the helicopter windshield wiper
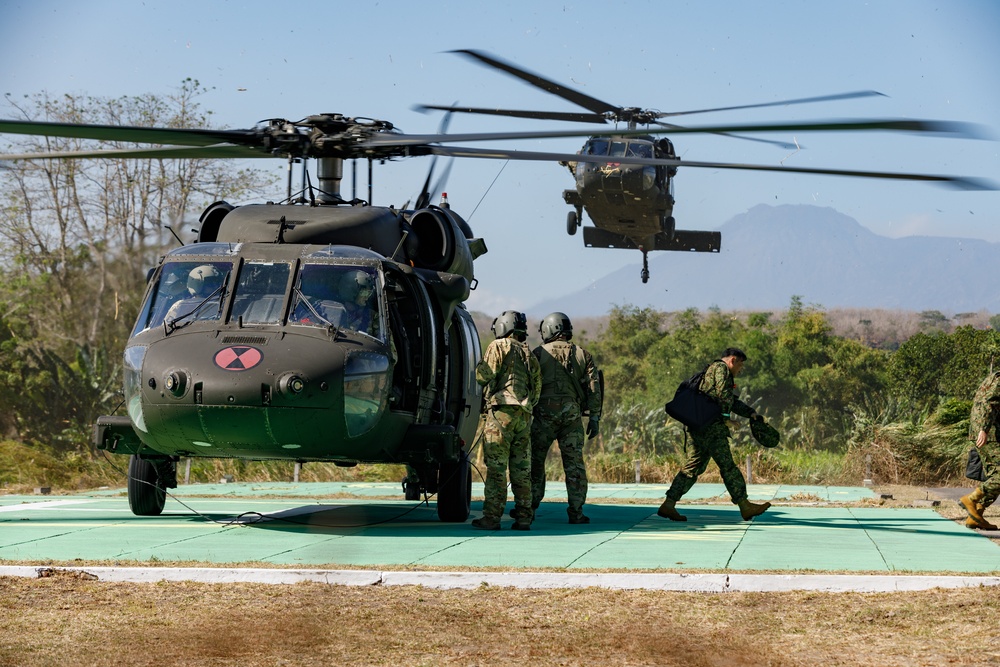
[292,287,342,337]
[164,272,230,334]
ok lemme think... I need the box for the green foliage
[887,326,1000,413]
[0,82,274,451]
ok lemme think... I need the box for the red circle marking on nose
[214,346,263,371]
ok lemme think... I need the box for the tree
[0,81,273,449]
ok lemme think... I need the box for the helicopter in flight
[418,49,994,282]
[0,83,990,521]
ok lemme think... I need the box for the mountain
[529,204,999,316]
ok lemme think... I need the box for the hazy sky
[2,0,998,314]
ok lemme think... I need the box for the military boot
[960,489,998,530]
[471,516,501,530]
[657,497,687,522]
[964,514,998,531]
[959,488,993,528]
[738,498,771,521]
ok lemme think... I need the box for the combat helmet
[539,312,573,343]
[187,264,223,297]
[339,269,375,304]
[491,310,527,339]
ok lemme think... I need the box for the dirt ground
[2,572,1000,667]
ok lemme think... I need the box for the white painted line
[380,571,731,591]
[0,500,93,513]
[727,574,1000,592]
[1,566,998,592]
[0,566,381,586]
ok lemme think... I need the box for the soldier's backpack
[665,367,721,429]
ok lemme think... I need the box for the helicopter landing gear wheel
[641,251,650,284]
[436,449,472,522]
[566,210,579,236]
[127,455,168,516]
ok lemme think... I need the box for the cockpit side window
[626,142,653,159]
[137,260,233,333]
[230,261,292,325]
[585,139,609,156]
[289,264,384,341]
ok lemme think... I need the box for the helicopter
[0,87,991,521]
[417,49,995,282]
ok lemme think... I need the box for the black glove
[586,417,600,439]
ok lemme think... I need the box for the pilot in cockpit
[164,264,225,324]
[291,267,377,336]
[337,269,376,334]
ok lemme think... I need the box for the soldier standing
[528,312,602,524]
[961,371,1000,530]
[658,347,771,522]
[473,310,541,531]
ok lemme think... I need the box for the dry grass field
[2,572,1000,667]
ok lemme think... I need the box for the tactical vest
[536,340,587,404]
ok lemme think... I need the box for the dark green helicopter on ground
[0,77,991,520]
[418,49,995,282]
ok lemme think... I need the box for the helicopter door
[446,307,482,445]
[384,267,437,418]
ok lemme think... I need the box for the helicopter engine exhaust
[407,206,480,279]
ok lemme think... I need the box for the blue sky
[2,0,998,314]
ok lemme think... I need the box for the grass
[1,575,999,666]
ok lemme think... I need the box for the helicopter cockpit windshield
[141,259,233,333]
[289,264,384,341]
[132,244,386,342]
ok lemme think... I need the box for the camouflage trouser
[531,401,588,519]
[480,405,533,522]
[665,421,747,505]
[978,440,999,507]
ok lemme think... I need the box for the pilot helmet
[339,269,375,304]
[187,264,223,296]
[539,312,573,343]
[491,310,527,339]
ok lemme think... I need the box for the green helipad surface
[2,483,998,573]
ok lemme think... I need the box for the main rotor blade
[0,144,269,161]
[0,119,254,147]
[451,49,620,116]
[427,145,997,191]
[415,103,607,124]
[366,118,989,148]
[656,91,887,119]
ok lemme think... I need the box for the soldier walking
[527,312,602,524]
[473,311,541,531]
[658,347,771,522]
[961,370,1000,531]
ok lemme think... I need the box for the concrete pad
[2,487,997,576]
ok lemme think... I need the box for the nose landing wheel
[566,209,580,236]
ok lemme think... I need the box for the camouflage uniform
[530,340,602,521]
[665,360,756,505]
[476,337,542,523]
[968,372,1000,507]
